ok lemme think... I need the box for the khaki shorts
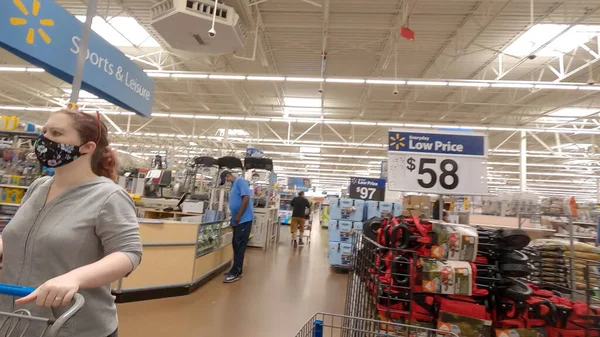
[290,217,306,233]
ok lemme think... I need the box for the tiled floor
[117,226,347,337]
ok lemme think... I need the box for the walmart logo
[10,0,54,45]
[389,133,406,150]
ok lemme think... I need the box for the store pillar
[519,130,527,192]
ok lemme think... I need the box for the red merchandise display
[345,214,600,337]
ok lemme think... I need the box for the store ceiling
[2,0,600,197]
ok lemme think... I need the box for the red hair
[58,110,118,182]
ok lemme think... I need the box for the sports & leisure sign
[0,0,154,117]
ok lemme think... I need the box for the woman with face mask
[0,110,142,337]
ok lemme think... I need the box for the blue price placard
[0,0,154,116]
[349,177,386,201]
[388,130,486,157]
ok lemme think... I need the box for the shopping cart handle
[0,283,36,297]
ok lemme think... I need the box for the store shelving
[278,190,294,225]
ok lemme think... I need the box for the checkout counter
[112,217,233,302]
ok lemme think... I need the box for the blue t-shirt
[229,177,254,226]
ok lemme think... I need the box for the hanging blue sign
[349,177,386,201]
[288,177,311,191]
[0,0,154,116]
[388,130,485,157]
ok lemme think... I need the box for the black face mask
[34,135,82,168]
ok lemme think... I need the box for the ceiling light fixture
[325,78,366,84]
[286,77,324,82]
[407,81,448,86]
[209,74,246,80]
[171,73,209,79]
[366,79,407,85]
[247,76,286,81]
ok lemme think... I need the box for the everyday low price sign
[0,0,154,116]
[387,129,488,195]
[349,177,386,201]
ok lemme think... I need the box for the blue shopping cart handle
[0,283,36,297]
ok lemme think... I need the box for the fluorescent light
[245,117,271,121]
[578,85,600,91]
[448,82,490,88]
[196,115,220,119]
[209,74,246,80]
[534,84,578,90]
[407,81,448,86]
[300,146,321,153]
[325,78,365,84]
[146,72,171,78]
[26,68,45,73]
[220,116,245,120]
[0,67,27,72]
[404,123,432,128]
[366,79,406,85]
[377,122,404,127]
[76,16,159,48]
[247,76,285,81]
[286,77,324,82]
[491,83,534,88]
[170,114,194,118]
[171,73,208,79]
[503,24,600,57]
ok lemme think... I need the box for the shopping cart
[296,312,460,337]
[0,283,84,337]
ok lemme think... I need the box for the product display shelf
[278,190,294,225]
[248,206,280,250]
[545,216,598,243]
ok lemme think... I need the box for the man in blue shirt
[220,170,254,283]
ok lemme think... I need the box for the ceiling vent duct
[150,0,246,54]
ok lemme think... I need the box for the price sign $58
[405,157,459,190]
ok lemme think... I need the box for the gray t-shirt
[0,176,142,337]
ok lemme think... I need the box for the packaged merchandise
[430,222,479,262]
[365,201,403,220]
[328,220,353,242]
[420,259,473,296]
[328,198,365,221]
[328,242,352,266]
[495,328,548,337]
[437,311,492,337]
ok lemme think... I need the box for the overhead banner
[387,129,488,195]
[0,0,154,116]
[349,177,386,201]
[288,177,311,192]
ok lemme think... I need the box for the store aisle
[117,226,347,337]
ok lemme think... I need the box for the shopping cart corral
[0,284,84,337]
[296,312,460,337]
